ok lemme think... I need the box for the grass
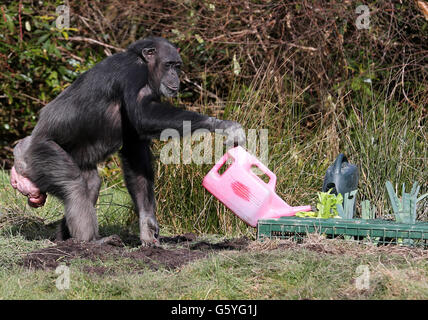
[0,65,426,300]
[1,63,426,236]
[0,232,426,299]
[1,167,427,300]
[152,70,427,234]
[0,0,426,301]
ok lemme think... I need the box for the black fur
[17,37,244,244]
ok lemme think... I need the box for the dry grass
[249,233,428,261]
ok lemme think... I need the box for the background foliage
[0,0,427,235]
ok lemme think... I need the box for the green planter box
[257,217,428,248]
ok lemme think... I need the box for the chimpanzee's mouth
[166,84,179,93]
[160,83,179,97]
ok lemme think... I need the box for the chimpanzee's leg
[56,167,102,241]
[82,168,102,206]
[26,140,99,241]
[120,138,158,246]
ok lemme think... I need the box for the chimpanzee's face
[142,41,182,98]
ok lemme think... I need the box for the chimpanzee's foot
[94,234,124,247]
[139,215,160,247]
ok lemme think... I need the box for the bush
[0,1,426,234]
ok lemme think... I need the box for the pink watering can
[203,146,312,227]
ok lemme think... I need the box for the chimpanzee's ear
[142,47,156,63]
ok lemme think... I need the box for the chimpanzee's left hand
[218,120,246,147]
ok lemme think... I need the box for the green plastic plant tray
[257,217,428,248]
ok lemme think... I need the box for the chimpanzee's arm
[122,84,245,144]
[124,99,243,141]
[134,100,221,136]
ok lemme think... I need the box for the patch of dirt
[20,232,426,276]
[126,246,205,271]
[107,232,198,248]
[189,237,249,251]
[22,235,250,275]
[23,239,122,270]
[160,232,197,244]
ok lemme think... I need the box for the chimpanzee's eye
[165,62,181,71]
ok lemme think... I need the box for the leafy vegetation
[0,1,427,236]
[1,0,427,301]
[295,190,343,219]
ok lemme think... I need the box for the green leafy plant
[385,181,428,224]
[296,190,343,219]
[361,199,376,219]
[335,190,358,219]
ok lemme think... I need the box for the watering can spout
[263,205,312,219]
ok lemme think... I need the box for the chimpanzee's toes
[140,236,160,248]
[140,229,160,247]
[139,215,160,247]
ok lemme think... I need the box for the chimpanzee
[10,37,245,246]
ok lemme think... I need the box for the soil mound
[22,235,250,274]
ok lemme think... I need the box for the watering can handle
[333,153,348,173]
[249,159,277,190]
[212,153,230,175]
[211,148,277,189]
